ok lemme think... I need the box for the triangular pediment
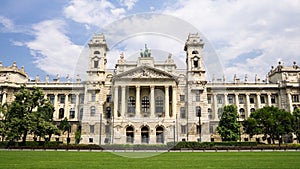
[114,66,178,81]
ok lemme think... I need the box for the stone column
[267,93,272,106]
[121,86,126,117]
[114,86,119,118]
[224,93,228,105]
[136,85,140,118]
[172,86,177,118]
[256,93,261,109]
[150,86,155,118]
[65,94,69,119]
[213,94,218,119]
[287,93,293,112]
[76,94,80,119]
[235,93,239,106]
[245,93,250,118]
[1,92,7,105]
[165,86,169,118]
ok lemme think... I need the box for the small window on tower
[94,60,99,68]
[193,57,199,68]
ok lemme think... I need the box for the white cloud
[163,0,300,81]
[0,16,14,32]
[63,0,126,28]
[25,19,82,76]
[119,0,138,10]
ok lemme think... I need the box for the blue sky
[1,0,300,82]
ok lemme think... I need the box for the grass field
[0,151,299,169]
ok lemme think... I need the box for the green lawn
[0,151,299,169]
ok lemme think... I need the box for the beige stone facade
[0,33,300,144]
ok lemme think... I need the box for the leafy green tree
[59,117,70,144]
[293,108,300,143]
[250,106,293,144]
[243,117,261,141]
[217,105,241,141]
[4,86,59,144]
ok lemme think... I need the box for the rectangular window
[70,94,76,104]
[49,95,55,104]
[228,96,234,104]
[195,91,200,102]
[60,95,65,104]
[239,96,244,104]
[94,60,99,68]
[207,95,212,104]
[180,107,186,118]
[91,92,96,102]
[271,96,276,104]
[217,96,223,104]
[106,95,112,102]
[180,95,185,102]
[292,95,299,103]
[260,96,265,104]
[80,95,84,104]
[89,138,93,143]
[181,125,187,134]
[250,97,255,104]
[90,125,94,134]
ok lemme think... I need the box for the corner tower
[87,33,108,82]
[184,33,210,142]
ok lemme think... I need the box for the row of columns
[47,93,80,120]
[113,85,177,118]
[212,93,276,119]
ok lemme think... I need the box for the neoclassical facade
[0,33,299,144]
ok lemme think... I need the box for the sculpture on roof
[140,44,151,57]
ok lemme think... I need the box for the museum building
[0,33,300,144]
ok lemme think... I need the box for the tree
[4,86,59,144]
[243,117,261,141]
[217,105,241,141]
[59,117,70,144]
[249,106,293,144]
[292,108,300,143]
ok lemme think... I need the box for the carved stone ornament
[123,68,171,79]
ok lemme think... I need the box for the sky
[0,0,300,82]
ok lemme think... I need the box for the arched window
[250,108,256,113]
[141,126,149,144]
[126,126,134,143]
[156,126,164,143]
[94,51,100,54]
[239,108,245,119]
[142,96,150,113]
[196,106,201,117]
[106,107,111,119]
[155,96,164,113]
[193,57,199,68]
[192,50,199,54]
[69,108,75,119]
[128,96,136,113]
[59,108,64,119]
[90,106,96,116]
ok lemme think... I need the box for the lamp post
[198,107,201,142]
[99,113,102,145]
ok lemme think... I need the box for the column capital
[256,93,261,96]
[245,93,250,96]
[136,85,140,89]
[235,93,239,96]
[224,93,228,96]
[267,93,272,96]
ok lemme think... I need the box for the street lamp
[198,107,201,142]
[173,120,176,146]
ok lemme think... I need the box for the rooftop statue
[140,44,151,57]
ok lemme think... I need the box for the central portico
[111,55,179,144]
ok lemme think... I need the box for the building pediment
[114,66,178,82]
